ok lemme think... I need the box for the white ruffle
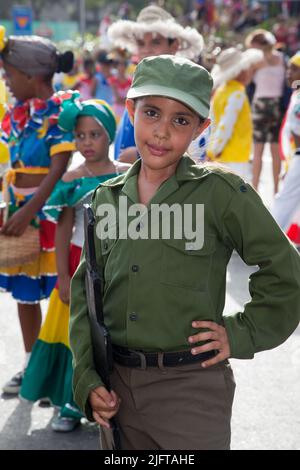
[211,49,264,89]
[107,20,204,60]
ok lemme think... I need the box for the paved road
[0,149,299,450]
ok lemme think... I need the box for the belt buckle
[132,350,147,370]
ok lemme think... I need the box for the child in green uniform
[70,55,300,450]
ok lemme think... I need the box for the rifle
[83,204,121,450]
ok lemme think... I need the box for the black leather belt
[112,345,217,368]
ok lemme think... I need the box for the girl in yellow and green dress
[20,95,130,432]
[0,26,75,394]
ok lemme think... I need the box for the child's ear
[193,118,210,140]
[126,99,135,124]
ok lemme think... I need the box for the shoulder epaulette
[202,164,249,193]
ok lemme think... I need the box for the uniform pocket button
[129,313,138,321]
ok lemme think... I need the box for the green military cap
[127,54,213,118]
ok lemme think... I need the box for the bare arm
[1,152,71,236]
[55,206,74,304]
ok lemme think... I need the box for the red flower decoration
[1,112,11,135]
[33,99,48,111]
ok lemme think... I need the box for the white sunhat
[107,5,204,61]
[211,47,264,89]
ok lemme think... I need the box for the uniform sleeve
[221,183,300,359]
[208,91,246,157]
[69,192,104,421]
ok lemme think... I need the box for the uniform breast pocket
[160,236,216,291]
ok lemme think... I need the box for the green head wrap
[58,92,116,143]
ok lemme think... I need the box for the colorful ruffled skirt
[0,188,57,303]
[20,243,83,419]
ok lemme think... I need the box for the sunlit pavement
[0,147,299,450]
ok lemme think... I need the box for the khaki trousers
[100,359,235,450]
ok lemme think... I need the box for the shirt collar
[101,155,211,189]
[175,155,211,182]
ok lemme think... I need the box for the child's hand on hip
[188,321,230,368]
[89,386,121,428]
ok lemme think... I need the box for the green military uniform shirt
[70,156,300,420]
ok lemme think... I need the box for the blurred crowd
[1,2,300,263]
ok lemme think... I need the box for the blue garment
[0,273,56,303]
[94,72,113,105]
[114,109,135,160]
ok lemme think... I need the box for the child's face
[287,62,300,88]
[74,116,109,163]
[3,63,35,101]
[127,96,208,173]
[136,33,179,61]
